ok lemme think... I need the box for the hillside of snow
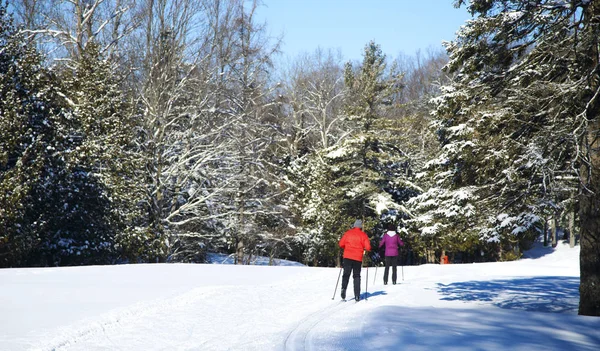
[1,238,599,350]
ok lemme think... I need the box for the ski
[339,298,360,303]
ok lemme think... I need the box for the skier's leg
[391,256,398,284]
[352,260,362,299]
[383,256,391,284]
[341,258,352,298]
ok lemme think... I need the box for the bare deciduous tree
[280,48,347,155]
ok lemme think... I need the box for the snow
[325,145,349,159]
[1,240,599,351]
[370,193,398,215]
[447,123,473,136]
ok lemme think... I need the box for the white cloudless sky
[256,0,473,62]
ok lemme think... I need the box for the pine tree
[334,41,415,224]
[286,42,418,266]
[439,0,600,315]
[0,4,45,266]
[58,42,145,264]
[285,153,348,266]
[0,4,91,266]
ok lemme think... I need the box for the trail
[4,242,597,351]
[283,299,350,351]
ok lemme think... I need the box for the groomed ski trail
[33,286,224,351]
[31,267,358,351]
[283,299,351,351]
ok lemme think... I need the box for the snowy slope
[1,240,599,351]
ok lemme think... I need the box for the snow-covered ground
[2,239,599,351]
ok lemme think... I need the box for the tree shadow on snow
[521,233,573,259]
[314,276,597,350]
[521,245,557,259]
[520,237,567,258]
[437,276,580,313]
[316,306,600,351]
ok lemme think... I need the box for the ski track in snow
[33,286,223,351]
[283,299,350,351]
[283,281,398,351]
[31,268,344,351]
[33,270,464,351]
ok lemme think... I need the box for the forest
[0,0,598,316]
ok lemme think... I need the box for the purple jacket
[379,231,404,257]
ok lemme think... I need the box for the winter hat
[353,219,363,228]
[386,223,396,231]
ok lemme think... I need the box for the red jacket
[339,227,371,262]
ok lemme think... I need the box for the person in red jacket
[339,219,371,301]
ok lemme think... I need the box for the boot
[341,288,346,300]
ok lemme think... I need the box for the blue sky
[256,0,473,62]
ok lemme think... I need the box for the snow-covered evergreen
[425,0,600,314]
[0,5,114,266]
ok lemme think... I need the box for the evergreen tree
[0,3,48,266]
[286,42,418,266]
[0,4,105,266]
[334,41,415,226]
[0,4,143,266]
[435,0,599,315]
[285,153,348,266]
[58,42,145,263]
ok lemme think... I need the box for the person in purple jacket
[379,223,405,285]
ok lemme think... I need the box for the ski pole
[373,262,378,285]
[402,251,404,281]
[400,249,405,281]
[332,265,343,300]
[365,258,369,301]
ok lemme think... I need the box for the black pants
[341,258,362,298]
[383,255,398,284]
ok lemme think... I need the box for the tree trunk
[236,237,244,265]
[578,0,600,318]
[578,108,600,316]
[551,215,557,248]
[543,218,548,247]
[234,182,246,266]
[426,249,435,263]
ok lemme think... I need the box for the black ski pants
[341,258,362,299]
[383,255,398,284]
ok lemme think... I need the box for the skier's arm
[363,233,372,251]
[398,236,404,247]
